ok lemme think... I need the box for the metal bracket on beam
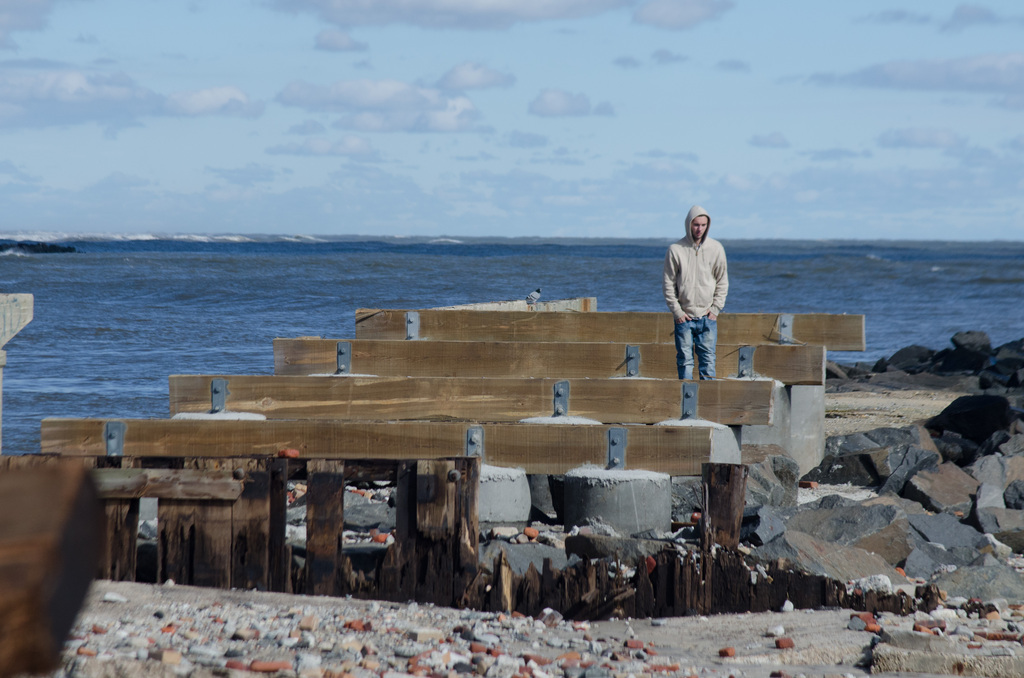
[104,421,126,457]
[405,311,420,340]
[553,380,570,417]
[607,428,627,469]
[466,426,484,459]
[778,314,795,345]
[211,378,229,413]
[336,341,351,374]
[625,345,641,377]
[737,345,755,378]
[681,382,699,419]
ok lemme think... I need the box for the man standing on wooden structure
[663,205,729,380]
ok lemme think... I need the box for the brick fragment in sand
[225,660,249,671]
[77,647,97,657]
[361,659,381,671]
[557,651,582,663]
[523,527,539,539]
[299,615,318,631]
[718,647,735,657]
[251,660,294,672]
[775,638,795,649]
[522,653,552,666]
[345,619,367,631]
[624,639,644,649]
[233,628,260,640]
[469,642,487,654]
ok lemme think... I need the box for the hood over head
[685,205,711,242]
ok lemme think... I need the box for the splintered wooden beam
[0,462,103,677]
[41,419,714,475]
[354,309,865,350]
[168,374,774,426]
[274,339,826,385]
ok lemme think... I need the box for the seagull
[525,288,542,304]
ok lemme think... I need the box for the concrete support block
[741,383,824,476]
[479,465,532,524]
[563,467,672,535]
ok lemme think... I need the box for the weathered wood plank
[0,462,103,677]
[41,419,715,475]
[354,309,865,350]
[92,468,243,500]
[274,339,826,385]
[305,459,345,597]
[430,297,596,312]
[231,459,271,591]
[169,374,774,426]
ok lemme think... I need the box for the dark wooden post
[305,459,346,596]
[701,462,748,549]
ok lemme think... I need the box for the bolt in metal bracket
[737,345,755,378]
[211,378,230,413]
[681,382,699,419]
[607,427,627,469]
[625,345,641,377]
[553,380,570,416]
[778,314,795,345]
[104,421,126,457]
[336,341,352,374]
[405,311,420,340]
[466,426,484,459]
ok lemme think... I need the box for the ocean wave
[0,248,29,257]
[428,238,464,244]
[972,276,1024,285]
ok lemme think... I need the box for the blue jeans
[674,316,717,380]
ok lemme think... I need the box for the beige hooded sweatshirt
[662,205,729,321]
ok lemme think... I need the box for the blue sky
[1,1,1023,240]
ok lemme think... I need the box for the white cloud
[633,0,734,30]
[811,53,1024,96]
[856,10,931,26]
[207,163,279,187]
[877,128,965,150]
[749,132,789,149]
[267,136,377,157]
[941,4,1001,32]
[315,29,368,52]
[436,62,515,91]
[0,0,57,49]
[288,119,328,135]
[528,88,612,117]
[165,87,264,117]
[273,0,627,30]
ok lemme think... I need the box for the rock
[907,513,988,551]
[900,463,979,515]
[926,395,1013,444]
[887,345,935,374]
[933,431,979,466]
[344,492,396,532]
[825,361,848,380]
[749,530,908,584]
[902,542,977,580]
[1001,434,1024,456]
[478,541,569,576]
[935,347,990,373]
[740,505,787,547]
[976,482,1006,510]
[563,534,670,564]
[783,501,913,566]
[876,445,942,496]
[951,330,992,355]
[931,564,1024,601]
[670,476,702,520]
[745,455,798,508]
[872,357,889,373]
[977,430,1012,458]
[1005,480,1024,509]
[970,508,1024,552]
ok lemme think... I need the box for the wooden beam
[274,339,826,385]
[430,297,596,312]
[41,419,714,475]
[169,374,774,426]
[0,462,103,678]
[354,309,865,350]
[91,468,244,500]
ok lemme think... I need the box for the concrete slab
[742,383,824,476]
[479,465,532,524]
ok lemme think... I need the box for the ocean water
[1,235,1023,456]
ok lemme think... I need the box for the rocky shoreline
[30,331,1024,678]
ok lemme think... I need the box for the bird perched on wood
[525,288,542,304]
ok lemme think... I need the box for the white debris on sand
[797,483,879,505]
[170,411,267,420]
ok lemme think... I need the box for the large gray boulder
[750,530,908,584]
[931,564,1024,601]
[803,426,940,489]
[907,512,988,551]
[903,542,979,580]
[970,508,1024,552]
[783,500,913,566]
[900,462,979,515]
[745,455,800,508]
